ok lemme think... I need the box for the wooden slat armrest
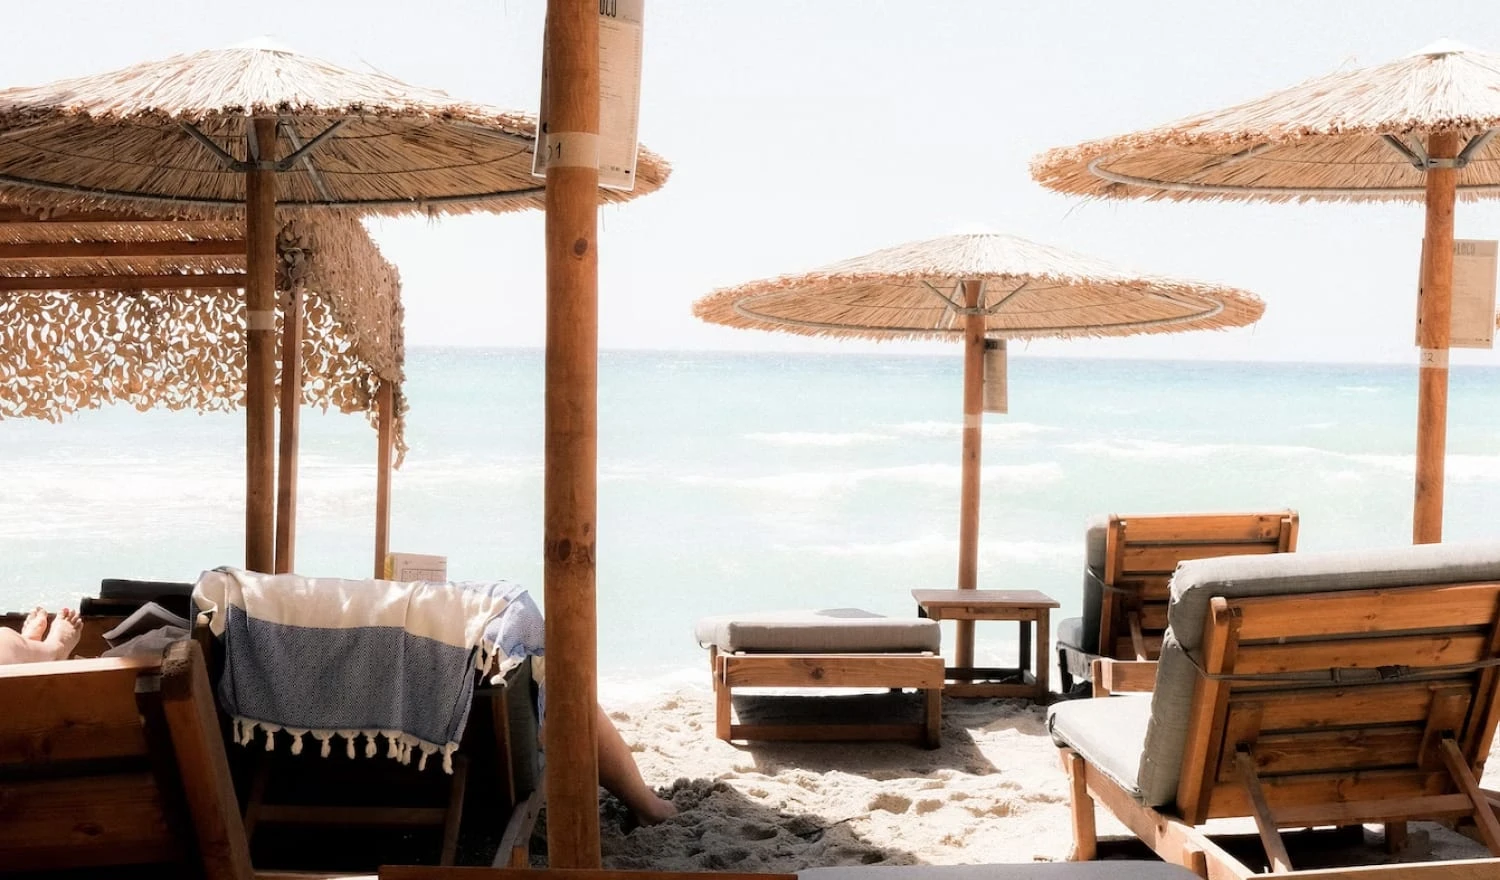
[1091,658,1158,696]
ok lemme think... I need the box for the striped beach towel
[192,567,537,773]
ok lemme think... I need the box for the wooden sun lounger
[1096,511,1298,663]
[1058,511,1300,691]
[696,609,945,748]
[200,629,544,870]
[0,639,255,879]
[1051,543,1500,878]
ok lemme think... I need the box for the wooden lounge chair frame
[709,647,944,748]
[1097,511,1298,663]
[1065,578,1500,878]
[228,649,543,869]
[0,639,254,879]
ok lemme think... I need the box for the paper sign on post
[1417,238,1498,349]
[533,0,645,191]
[1450,239,1498,349]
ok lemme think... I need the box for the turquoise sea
[5,348,1500,698]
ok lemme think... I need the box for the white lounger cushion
[695,608,940,654]
[1047,693,1153,798]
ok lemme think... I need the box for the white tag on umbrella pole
[533,0,645,191]
[983,338,1007,414]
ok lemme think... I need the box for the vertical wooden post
[542,0,601,867]
[274,285,302,574]
[955,278,984,669]
[244,117,278,574]
[1414,130,1458,545]
[374,379,394,579]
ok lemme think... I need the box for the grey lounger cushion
[1056,616,1086,651]
[1079,516,1108,655]
[1055,616,1097,688]
[1056,541,1500,808]
[695,608,940,654]
[803,862,1199,880]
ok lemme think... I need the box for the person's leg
[595,703,677,825]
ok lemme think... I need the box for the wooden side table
[911,588,1059,701]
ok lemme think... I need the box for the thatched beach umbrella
[694,232,1263,670]
[0,37,669,575]
[1032,39,1500,544]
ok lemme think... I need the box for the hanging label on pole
[533,0,645,191]
[982,338,1008,414]
[1417,238,1497,349]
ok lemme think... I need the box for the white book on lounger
[101,601,192,646]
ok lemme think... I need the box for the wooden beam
[1236,751,1293,873]
[244,117,278,574]
[374,380,394,578]
[1414,130,1459,544]
[0,206,190,224]
[955,278,984,669]
[1441,737,1500,855]
[0,272,245,292]
[157,641,256,880]
[0,239,245,260]
[542,0,602,868]
[274,286,303,575]
[1064,750,1097,861]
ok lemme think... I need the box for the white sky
[9,1,1500,364]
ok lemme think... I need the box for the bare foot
[43,608,81,660]
[632,793,679,826]
[20,607,48,641]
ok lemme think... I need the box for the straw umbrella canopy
[0,38,670,576]
[695,231,1264,669]
[1032,38,1500,543]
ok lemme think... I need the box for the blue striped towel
[192,567,540,773]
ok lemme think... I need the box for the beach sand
[570,686,1500,872]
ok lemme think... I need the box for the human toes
[45,608,83,659]
[21,607,49,641]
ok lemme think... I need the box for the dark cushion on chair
[84,579,196,621]
[1077,517,1108,655]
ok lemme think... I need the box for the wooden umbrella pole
[1414,130,1459,544]
[955,279,984,670]
[542,0,602,867]
[244,117,279,573]
[274,285,303,573]
[374,379,394,578]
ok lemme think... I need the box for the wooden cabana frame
[0,201,407,576]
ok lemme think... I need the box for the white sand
[589,687,1499,872]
